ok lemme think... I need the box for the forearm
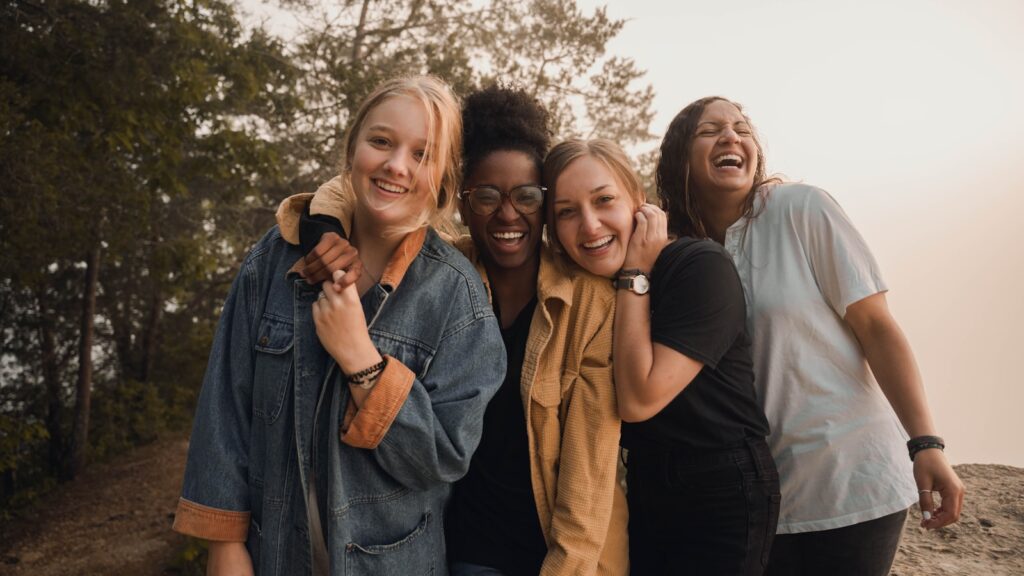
[858,319,937,437]
[612,290,656,421]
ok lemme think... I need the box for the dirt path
[0,436,191,576]
[1,435,1020,576]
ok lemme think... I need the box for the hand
[303,232,363,289]
[913,448,965,529]
[311,274,381,375]
[206,541,253,576]
[623,203,669,272]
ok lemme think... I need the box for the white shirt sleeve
[794,186,888,318]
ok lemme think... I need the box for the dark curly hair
[461,85,552,184]
[656,96,779,239]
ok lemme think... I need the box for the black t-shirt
[620,237,771,452]
[447,298,547,576]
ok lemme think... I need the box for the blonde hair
[340,75,462,237]
[542,138,646,256]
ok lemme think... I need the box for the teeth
[714,153,743,167]
[375,180,407,194]
[492,231,525,240]
[583,236,613,249]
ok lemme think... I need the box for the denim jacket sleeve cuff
[340,355,415,449]
[172,498,250,542]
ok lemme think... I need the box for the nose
[720,126,741,143]
[580,207,601,236]
[495,195,519,222]
[384,150,411,178]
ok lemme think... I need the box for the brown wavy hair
[656,96,779,239]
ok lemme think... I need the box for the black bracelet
[907,435,945,461]
[346,357,387,384]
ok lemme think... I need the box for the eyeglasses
[458,185,547,216]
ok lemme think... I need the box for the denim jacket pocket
[344,512,437,575]
[253,314,294,423]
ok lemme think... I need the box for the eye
[555,207,576,219]
[596,194,615,205]
[368,136,389,147]
[412,149,426,161]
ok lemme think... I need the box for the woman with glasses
[279,85,628,576]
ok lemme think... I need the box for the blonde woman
[173,76,505,576]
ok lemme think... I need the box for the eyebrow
[698,120,751,128]
[365,124,428,143]
[553,184,611,204]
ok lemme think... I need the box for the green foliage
[0,0,655,523]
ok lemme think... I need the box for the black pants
[764,508,908,576]
[626,437,781,576]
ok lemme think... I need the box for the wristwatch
[614,268,650,295]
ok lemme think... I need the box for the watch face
[633,274,650,295]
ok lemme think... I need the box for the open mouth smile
[582,235,614,251]
[713,153,745,170]
[374,179,408,194]
[491,231,526,242]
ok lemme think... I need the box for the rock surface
[1,437,1021,575]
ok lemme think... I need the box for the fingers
[637,203,667,241]
[915,452,966,529]
[333,260,362,292]
[917,488,937,526]
[304,233,360,285]
[633,209,649,242]
[929,481,965,529]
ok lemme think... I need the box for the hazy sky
[583,0,1024,466]
[242,0,1024,465]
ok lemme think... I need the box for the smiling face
[687,99,760,204]
[349,94,438,231]
[460,150,544,273]
[552,154,637,278]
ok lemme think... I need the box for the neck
[350,211,407,295]
[700,189,748,244]
[485,254,540,329]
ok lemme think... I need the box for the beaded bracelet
[907,435,945,461]
[346,357,388,386]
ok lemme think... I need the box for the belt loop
[745,437,765,478]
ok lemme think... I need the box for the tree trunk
[140,292,162,382]
[70,245,100,479]
[37,291,67,480]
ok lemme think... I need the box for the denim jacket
[173,224,505,575]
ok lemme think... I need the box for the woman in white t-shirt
[654,96,964,576]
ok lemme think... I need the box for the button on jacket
[173,222,506,575]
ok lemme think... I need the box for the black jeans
[626,437,781,576]
[764,507,908,576]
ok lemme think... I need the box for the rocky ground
[1,436,1021,575]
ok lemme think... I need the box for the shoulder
[410,228,494,321]
[762,182,844,217]
[241,226,300,276]
[654,237,741,287]
[659,236,732,266]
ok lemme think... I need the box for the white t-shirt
[722,183,917,534]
